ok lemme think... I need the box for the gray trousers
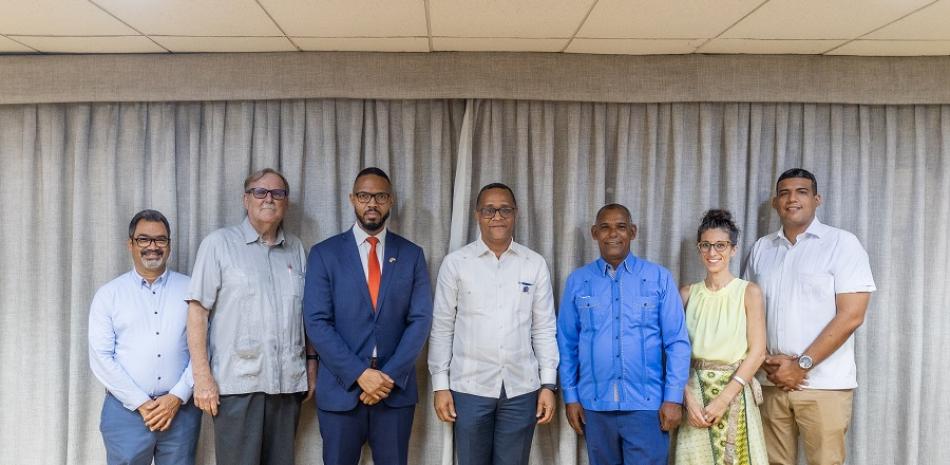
[213,392,303,465]
[452,386,540,465]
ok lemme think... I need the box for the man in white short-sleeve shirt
[744,168,875,465]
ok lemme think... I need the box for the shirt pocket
[223,268,255,298]
[575,296,607,331]
[798,272,834,301]
[637,296,660,327]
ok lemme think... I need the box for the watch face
[798,355,814,369]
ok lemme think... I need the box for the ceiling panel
[259,0,427,37]
[827,39,950,55]
[698,38,844,54]
[579,0,764,39]
[94,0,281,36]
[153,36,297,53]
[566,38,704,55]
[723,0,933,39]
[430,0,593,38]
[294,37,429,52]
[15,36,165,53]
[0,36,34,52]
[0,0,136,35]
[434,37,566,52]
[865,0,950,40]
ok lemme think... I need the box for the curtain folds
[0,99,945,465]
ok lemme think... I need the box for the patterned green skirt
[673,361,768,465]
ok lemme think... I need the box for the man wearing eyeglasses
[89,209,201,465]
[744,168,875,465]
[428,182,558,465]
[303,167,433,465]
[556,203,690,465]
[186,168,313,465]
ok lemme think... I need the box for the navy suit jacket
[303,228,433,411]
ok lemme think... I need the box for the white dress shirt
[88,269,193,410]
[744,217,876,389]
[428,239,559,399]
[352,223,387,279]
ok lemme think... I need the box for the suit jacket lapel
[374,234,400,319]
[341,229,373,314]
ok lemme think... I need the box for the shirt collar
[241,216,285,245]
[130,267,169,289]
[475,237,520,258]
[596,252,636,276]
[352,223,388,246]
[774,216,828,243]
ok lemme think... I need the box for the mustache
[140,248,164,257]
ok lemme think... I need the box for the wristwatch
[541,384,558,392]
[797,354,814,370]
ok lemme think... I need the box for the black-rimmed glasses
[132,236,170,247]
[353,191,392,204]
[478,207,516,219]
[245,188,288,200]
[697,241,733,253]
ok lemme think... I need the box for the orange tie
[367,236,381,310]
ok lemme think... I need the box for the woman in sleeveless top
[674,210,768,465]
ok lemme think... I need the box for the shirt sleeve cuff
[431,372,450,391]
[120,392,153,412]
[170,382,193,404]
[562,387,579,404]
[663,387,684,404]
[539,367,558,385]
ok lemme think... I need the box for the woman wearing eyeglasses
[674,209,768,465]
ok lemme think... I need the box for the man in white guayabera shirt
[429,182,559,465]
[744,168,875,465]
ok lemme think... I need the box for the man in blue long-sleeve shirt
[557,203,691,465]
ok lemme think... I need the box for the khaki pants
[759,387,853,465]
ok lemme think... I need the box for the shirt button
[157,376,162,380]
[155,332,160,335]
[157,354,161,358]
[153,311,158,315]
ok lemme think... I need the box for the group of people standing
[88,166,874,465]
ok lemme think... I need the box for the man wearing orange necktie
[303,167,433,465]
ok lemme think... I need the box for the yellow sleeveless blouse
[685,278,749,364]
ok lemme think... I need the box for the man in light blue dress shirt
[88,209,200,465]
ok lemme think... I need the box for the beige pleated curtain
[0,54,948,465]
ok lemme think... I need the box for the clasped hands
[137,394,183,432]
[762,354,808,391]
[358,368,394,405]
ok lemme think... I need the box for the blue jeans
[99,393,200,465]
[583,409,668,465]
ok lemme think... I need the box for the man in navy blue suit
[303,167,433,465]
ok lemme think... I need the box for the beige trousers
[759,387,854,465]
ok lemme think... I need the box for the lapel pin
[389,257,397,263]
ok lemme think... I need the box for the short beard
[357,210,390,232]
[141,251,164,270]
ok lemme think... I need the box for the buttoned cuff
[120,391,153,412]
[170,382,193,404]
[562,386,579,404]
[663,387,684,404]
[431,372,450,392]
[539,367,557,385]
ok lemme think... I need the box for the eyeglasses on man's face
[477,207,516,219]
[697,241,733,253]
[245,188,288,200]
[353,191,392,204]
[132,236,170,248]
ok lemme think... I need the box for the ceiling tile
[0,36,35,53]
[430,0,593,38]
[866,0,950,40]
[293,37,429,52]
[434,37,567,52]
[827,39,950,55]
[578,0,764,39]
[259,0,427,37]
[698,38,845,54]
[722,0,933,39]
[566,38,704,55]
[93,0,281,36]
[0,0,136,35]
[14,36,166,53]
[152,36,297,53]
